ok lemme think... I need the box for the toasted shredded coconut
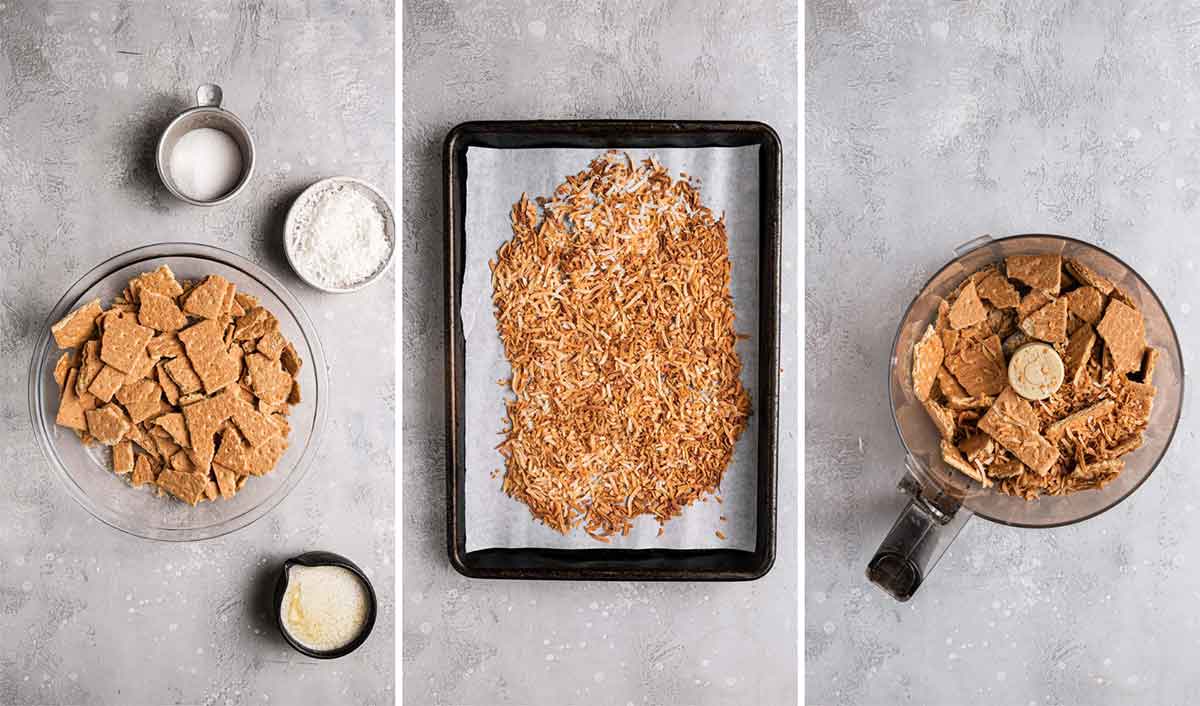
[491,151,751,539]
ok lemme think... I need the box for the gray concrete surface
[403,1,798,705]
[0,3,394,704]
[807,2,1200,704]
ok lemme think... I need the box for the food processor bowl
[867,235,1184,600]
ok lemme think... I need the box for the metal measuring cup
[155,83,256,206]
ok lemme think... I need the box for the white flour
[288,182,391,289]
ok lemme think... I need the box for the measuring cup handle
[196,83,223,108]
[866,471,973,601]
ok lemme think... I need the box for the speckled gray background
[0,3,394,705]
[808,2,1200,705]
[403,1,797,705]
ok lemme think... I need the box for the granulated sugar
[288,181,391,290]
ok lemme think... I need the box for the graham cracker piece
[178,392,206,406]
[936,366,968,398]
[1106,434,1144,459]
[945,335,1007,396]
[959,434,995,465]
[53,352,75,390]
[164,355,203,395]
[137,290,188,332]
[1064,258,1114,295]
[51,298,102,349]
[941,439,990,486]
[287,380,301,405]
[131,455,157,487]
[268,413,291,437]
[214,464,238,499]
[281,343,303,377]
[978,388,1058,475]
[203,480,219,502]
[987,459,1025,479]
[922,398,956,441]
[1096,299,1146,373]
[1046,399,1117,443]
[1065,286,1105,325]
[231,403,279,447]
[1109,286,1139,311]
[99,311,154,374]
[85,404,131,446]
[234,292,259,311]
[125,345,162,383]
[256,329,287,360]
[129,265,184,302]
[1063,325,1097,387]
[112,440,134,474]
[215,428,289,477]
[229,298,246,318]
[935,299,959,354]
[245,352,293,405]
[911,324,944,402]
[88,365,127,403]
[947,280,987,330]
[156,362,180,406]
[157,469,207,506]
[178,319,242,394]
[1001,330,1032,358]
[1006,254,1062,294]
[125,421,158,459]
[1016,290,1054,321]
[56,369,89,432]
[1119,381,1156,426]
[76,341,103,396]
[171,449,197,474]
[1019,297,1068,344]
[116,378,162,424]
[147,332,185,359]
[975,271,1020,309]
[181,388,240,474]
[986,307,1017,339]
[154,435,181,459]
[1141,347,1160,385]
[153,412,190,447]
[182,274,232,319]
[233,307,279,341]
[946,395,995,411]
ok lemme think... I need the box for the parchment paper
[463,146,760,551]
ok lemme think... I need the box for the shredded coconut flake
[289,183,390,289]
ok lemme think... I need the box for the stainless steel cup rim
[155,83,256,206]
[283,176,396,293]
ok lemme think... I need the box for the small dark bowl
[273,551,377,659]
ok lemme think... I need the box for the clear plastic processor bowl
[867,235,1184,600]
[28,243,328,541]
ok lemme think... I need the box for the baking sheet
[462,146,760,551]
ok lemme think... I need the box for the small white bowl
[283,177,396,293]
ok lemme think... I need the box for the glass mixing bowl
[28,243,328,541]
[867,235,1184,600]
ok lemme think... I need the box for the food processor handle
[866,471,973,601]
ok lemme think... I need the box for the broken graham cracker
[936,366,968,398]
[182,388,241,474]
[130,455,157,487]
[153,412,190,447]
[1046,399,1117,443]
[56,369,89,432]
[947,280,987,330]
[129,265,183,302]
[1063,325,1097,387]
[76,341,103,397]
[1096,298,1146,373]
[112,440,134,475]
[51,298,103,349]
[1006,254,1062,294]
[1018,297,1068,344]
[156,469,208,506]
[182,274,232,319]
[178,319,241,394]
[975,270,1021,309]
[85,404,131,446]
[944,335,1007,396]
[233,307,278,341]
[163,355,204,395]
[978,388,1059,475]
[911,324,944,402]
[87,365,127,404]
[1016,290,1054,321]
[255,329,287,360]
[280,343,303,377]
[245,352,293,405]
[99,311,154,373]
[137,290,188,332]
[1065,286,1105,325]
[1064,258,1114,295]
[922,398,957,440]
[941,439,990,487]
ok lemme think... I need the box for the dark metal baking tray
[444,120,780,580]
